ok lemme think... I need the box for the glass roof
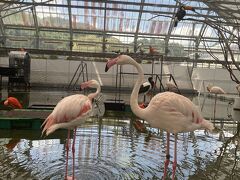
[0,0,239,61]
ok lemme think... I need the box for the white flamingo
[41,79,101,180]
[207,84,226,94]
[105,55,214,180]
[165,81,180,93]
[207,84,226,121]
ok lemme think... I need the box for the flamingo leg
[214,94,217,124]
[72,128,77,180]
[163,132,170,179]
[65,129,71,180]
[172,134,177,180]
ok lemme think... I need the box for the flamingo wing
[147,92,203,132]
[54,95,92,122]
[42,94,92,135]
[210,86,225,94]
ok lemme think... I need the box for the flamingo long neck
[129,60,145,118]
[88,85,101,100]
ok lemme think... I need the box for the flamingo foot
[172,160,177,180]
[66,176,76,180]
[163,154,170,179]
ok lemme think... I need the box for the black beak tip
[105,65,109,72]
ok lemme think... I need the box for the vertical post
[160,55,163,92]
[151,57,154,77]
[102,2,107,52]
[67,0,73,53]
[31,6,39,49]
[0,15,6,47]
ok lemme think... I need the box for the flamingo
[206,84,226,122]
[165,81,177,91]
[236,84,240,96]
[41,79,101,180]
[207,85,226,94]
[105,55,214,180]
[149,45,158,54]
[4,97,23,109]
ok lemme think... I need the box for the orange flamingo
[4,97,23,109]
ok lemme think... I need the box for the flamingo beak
[105,58,117,72]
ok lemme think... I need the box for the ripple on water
[0,123,239,179]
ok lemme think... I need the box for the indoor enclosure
[0,0,240,179]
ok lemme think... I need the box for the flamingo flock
[4,55,240,179]
[39,55,223,179]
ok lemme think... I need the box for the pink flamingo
[41,79,101,180]
[105,55,214,180]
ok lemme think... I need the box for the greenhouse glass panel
[73,33,103,53]
[140,12,170,35]
[5,29,36,48]
[106,3,139,32]
[47,0,68,5]
[2,9,34,26]
[71,6,104,31]
[36,5,69,28]
[39,31,70,50]
[137,36,166,54]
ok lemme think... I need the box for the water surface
[0,117,239,180]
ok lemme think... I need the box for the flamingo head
[206,84,212,92]
[105,55,133,72]
[236,84,240,90]
[80,79,100,90]
[4,99,9,106]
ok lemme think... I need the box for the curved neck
[88,85,101,100]
[129,60,145,118]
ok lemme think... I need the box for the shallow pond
[0,117,239,180]
[0,90,239,179]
